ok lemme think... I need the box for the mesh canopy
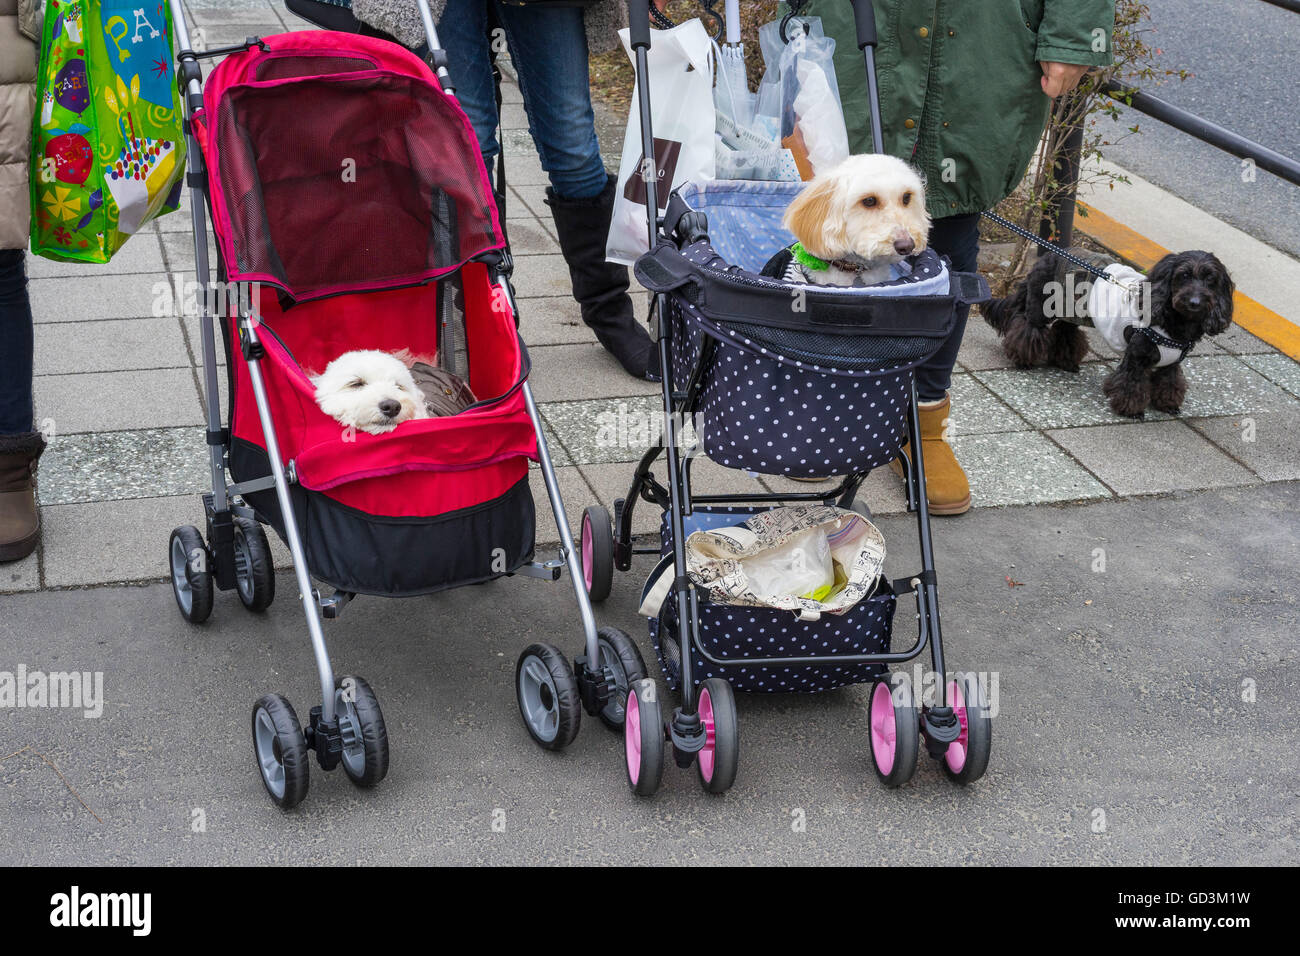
[206,52,502,301]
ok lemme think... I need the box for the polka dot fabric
[647,507,894,694]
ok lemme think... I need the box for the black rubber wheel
[233,516,276,612]
[251,694,309,809]
[335,676,389,788]
[696,678,739,794]
[869,672,920,788]
[625,679,664,796]
[595,626,648,731]
[516,643,581,750]
[579,505,614,602]
[940,671,992,786]
[169,525,214,624]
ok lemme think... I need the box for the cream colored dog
[778,154,931,287]
[312,349,429,435]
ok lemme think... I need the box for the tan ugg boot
[0,432,45,563]
[889,395,970,516]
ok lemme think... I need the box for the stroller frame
[601,0,990,795]
[165,0,617,808]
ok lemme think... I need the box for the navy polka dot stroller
[575,0,995,795]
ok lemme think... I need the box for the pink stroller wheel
[868,673,918,788]
[579,505,613,602]
[940,672,992,786]
[625,679,664,796]
[694,678,738,794]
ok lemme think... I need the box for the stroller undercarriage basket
[646,507,894,694]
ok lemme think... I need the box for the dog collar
[791,242,830,272]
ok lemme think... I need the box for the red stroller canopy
[194,31,505,303]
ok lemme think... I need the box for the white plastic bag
[740,527,834,602]
[606,19,716,265]
[753,16,849,179]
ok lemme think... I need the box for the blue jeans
[915,213,981,402]
[0,250,34,436]
[436,0,607,200]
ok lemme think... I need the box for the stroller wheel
[869,673,919,788]
[625,679,664,796]
[233,517,276,612]
[580,505,614,602]
[251,694,309,809]
[940,672,992,786]
[516,643,581,750]
[169,526,214,624]
[335,676,389,788]
[596,626,648,731]
[696,678,739,794]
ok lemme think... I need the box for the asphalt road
[1099,0,1300,257]
[2,483,1297,865]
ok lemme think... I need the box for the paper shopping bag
[606,18,715,266]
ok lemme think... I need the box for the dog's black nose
[378,399,401,418]
[1187,295,1204,310]
[894,236,915,256]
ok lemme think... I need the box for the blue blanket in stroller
[677,180,950,297]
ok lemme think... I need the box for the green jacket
[797,0,1115,218]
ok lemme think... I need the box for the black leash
[979,209,1122,286]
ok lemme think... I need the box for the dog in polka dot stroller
[574,0,995,795]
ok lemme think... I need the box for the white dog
[312,350,429,435]
[764,154,931,287]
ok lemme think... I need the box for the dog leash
[983,210,1197,357]
[980,209,1124,286]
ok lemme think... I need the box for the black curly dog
[984,249,1234,418]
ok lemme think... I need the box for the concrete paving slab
[1190,411,1300,482]
[37,428,210,507]
[528,464,595,545]
[578,461,662,538]
[517,296,594,346]
[1047,420,1258,497]
[29,273,174,323]
[510,253,573,300]
[159,231,220,273]
[948,372,1034,435]
[527,345,660,402]
[0,551,40,594]
[27,234,165,278]
[975,362,1123,429]
[1242,353,1300,400]
[40,494,201,587]
[34,318,190,376]
[954,430,1112,507]
[956,311,1020,371]
[35,368,204,435]
[506,219,561,257]
[540,394,661,465]
[1177,355,1300,419]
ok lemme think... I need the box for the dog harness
[769,242,886,286]
[1087,263,1192,367]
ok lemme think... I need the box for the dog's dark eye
[861,196,878,208]
[902,192,912,206]
[348,379,365,389]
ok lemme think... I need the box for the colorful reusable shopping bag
[29,0,186,263]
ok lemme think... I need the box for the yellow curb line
[1075,202,1300,360]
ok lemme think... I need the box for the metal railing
[1050,0,1300,247]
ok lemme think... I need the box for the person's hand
[1039,61,1090,98]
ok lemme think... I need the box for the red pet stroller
[164,0,646,808]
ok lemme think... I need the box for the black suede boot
[0,432,45,563]
[545,175,657,381]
